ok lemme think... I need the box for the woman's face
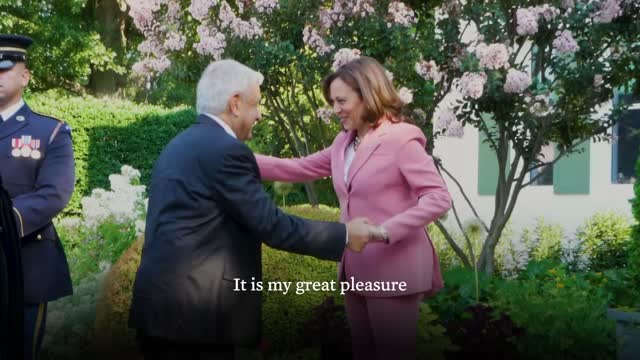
[329,77,366,132]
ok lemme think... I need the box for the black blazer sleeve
[209,142,345,262]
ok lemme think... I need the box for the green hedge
[26,91,336,216]
[91,204,451,358]
[92,205,342,356]
[261,205,342,353]
[26,90,195,216]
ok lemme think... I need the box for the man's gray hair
[196,59,264,115]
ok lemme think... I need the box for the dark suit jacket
[0,103,74,303]
[0,179,23,360]
[129,114,346,347]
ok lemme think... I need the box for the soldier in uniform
[0,34,75,360]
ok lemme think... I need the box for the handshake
[345,217,388,252]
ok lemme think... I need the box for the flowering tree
[126,0,639,274]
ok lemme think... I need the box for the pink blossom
[434,109,456,132]
[132,59,153,76]
[385,70,394,81]
[318,0,375,29]
[398,87,414,104]
[164,31,186,51]
[516,8,539,36]
[352,0,375,17]
[388,1,417,27]
[234,17,264,39]
[593,74,604,87]
[133,56,172,75]
[319,10,336,29]
[255,0,279,14]
[331,48,362,71]
[316,107,334,124]
[415,59,442,82]
[219,1,263,39]
[166,0,182,21]
[219,1,237,29]
[533,4,560,21]
[503,69,532,94]
[303,26,335,56]
[458,72,487,99]
[593,0,622,23]
[151,56,171,72]
[194,24,227,59]
[553,30,579,54]
[138,38,164,56]
[127,0,164,32]
[188,0,217,21]
[476,43,510,70]
[530,95,553,117]
[446,120,464,138]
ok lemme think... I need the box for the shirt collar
[204,113,237,139]
[1,99,25,122]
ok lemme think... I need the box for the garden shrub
[92,203,455,357]
[576,211,632,271]
[496,218,564,278]
[491,261,615,360]
[93,205,342,357]
[41,267,111,360]
[529,218,564,263]
[92,237,144,357]
[27,91,328,215]
[26,90,194,216]
[627,152,640,307]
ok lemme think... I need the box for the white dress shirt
[204,113,237,139]
[344,141,356,184]
[1,99,25,121]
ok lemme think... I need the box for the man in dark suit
[129,59,374,359]
[0,34,75,360]
[1,177,24,360]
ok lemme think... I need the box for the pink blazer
[255,120,452,297]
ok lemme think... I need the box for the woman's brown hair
[322,56,406,125]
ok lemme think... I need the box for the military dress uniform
[0,35,75,360]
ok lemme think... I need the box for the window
[612,94,640,184]
[530,143,555,186]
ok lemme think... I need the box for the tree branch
[436,159,490,233]
[434,219,472,268]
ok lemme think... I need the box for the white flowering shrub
[57,165,147,282]
[44,165,148,358]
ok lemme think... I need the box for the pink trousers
[344,291,423,360]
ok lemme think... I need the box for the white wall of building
[433,125,634,237]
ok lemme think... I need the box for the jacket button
[37,234,42,240]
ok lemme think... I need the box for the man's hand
[346,217,371,252]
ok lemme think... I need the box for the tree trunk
[88,0,127,94]
[304,182,319,207]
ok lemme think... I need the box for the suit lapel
[0,104,30,141]
[346,122,390,187]
[333,131,354,195]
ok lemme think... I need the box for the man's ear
[20,68,30,88]
[228,93,242,116]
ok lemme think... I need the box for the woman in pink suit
[255,57,452,359]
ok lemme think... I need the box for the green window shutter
[478,114,509,195]
[553,140,590,194]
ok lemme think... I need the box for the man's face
[0,62,29,109]
[231,82,262,141]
